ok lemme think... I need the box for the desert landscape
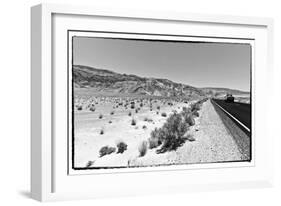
[72,65,251,169]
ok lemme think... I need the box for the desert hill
[73,65,250,99]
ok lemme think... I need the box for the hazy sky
[73,37,251,92]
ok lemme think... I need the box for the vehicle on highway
[225,93,234,103]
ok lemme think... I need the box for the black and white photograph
[70,33,252,170]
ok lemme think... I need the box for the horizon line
[73,64,250,93]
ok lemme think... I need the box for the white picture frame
[31,3,274,202]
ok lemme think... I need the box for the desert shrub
[144,117,153,122]
[192,110,199,117]
[99,146,116,157]
[108,120,112,124]
[77,105,82,110]
[157,106,160,110]
[130,103,135,109]
[148,137,160,149]
[138,140,148,157]
[182,106,190,114]
[184,114,195,126]
[135,109,138,113]
[142,125,147,129]
[191,103,201,112]
[154,112,189,153]
[161,112,167,117]
[110,111,114,115]
[140,103,143,107]
[116,141,128,154]
[100,129,104,135]
[131,118,137,126]
[148,128,163,149]
[150,128,162,141]
[89,106,95,112]
[156,111,159,115]
[85,160,95,168]
[186,134,196,142]
[128,111,132,116]
[106,147,116,155]
[99,114,103,119]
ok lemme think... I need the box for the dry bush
[157,106,160,110]
[131,118,137,126]
[192,110,199,117]
[77,105,82,110]
[186,134,196,142]
[138,140,148,157]
[144,117,153,122]
[184,114,195,126]
[191,103,201,112]
[142,125,147,129]
[182,106,190,114]
[148,128,162,149]
[110,111,114,115]
[154,112,189,153]
[100,129,104,135]
[128,111,132,116]
[85,160,95,168]
[148,137,159,149]
[89,107,95,112]
[108,120,112,124]
[116,141,128,154]
[99,146,116,157]
[99,114,103,119]
[161,112,167,117]
[131,104,135,109]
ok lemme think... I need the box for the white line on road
[212,100,251,132]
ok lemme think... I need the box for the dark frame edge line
[68,29,255,41]
[68,30,253,171]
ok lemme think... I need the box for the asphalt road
[212,99,251,133]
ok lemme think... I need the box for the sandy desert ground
[73,91,244,169]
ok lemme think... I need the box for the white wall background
[0,0,280,205]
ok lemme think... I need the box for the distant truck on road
[225,93,234,103]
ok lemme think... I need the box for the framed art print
[31,4,274,201]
